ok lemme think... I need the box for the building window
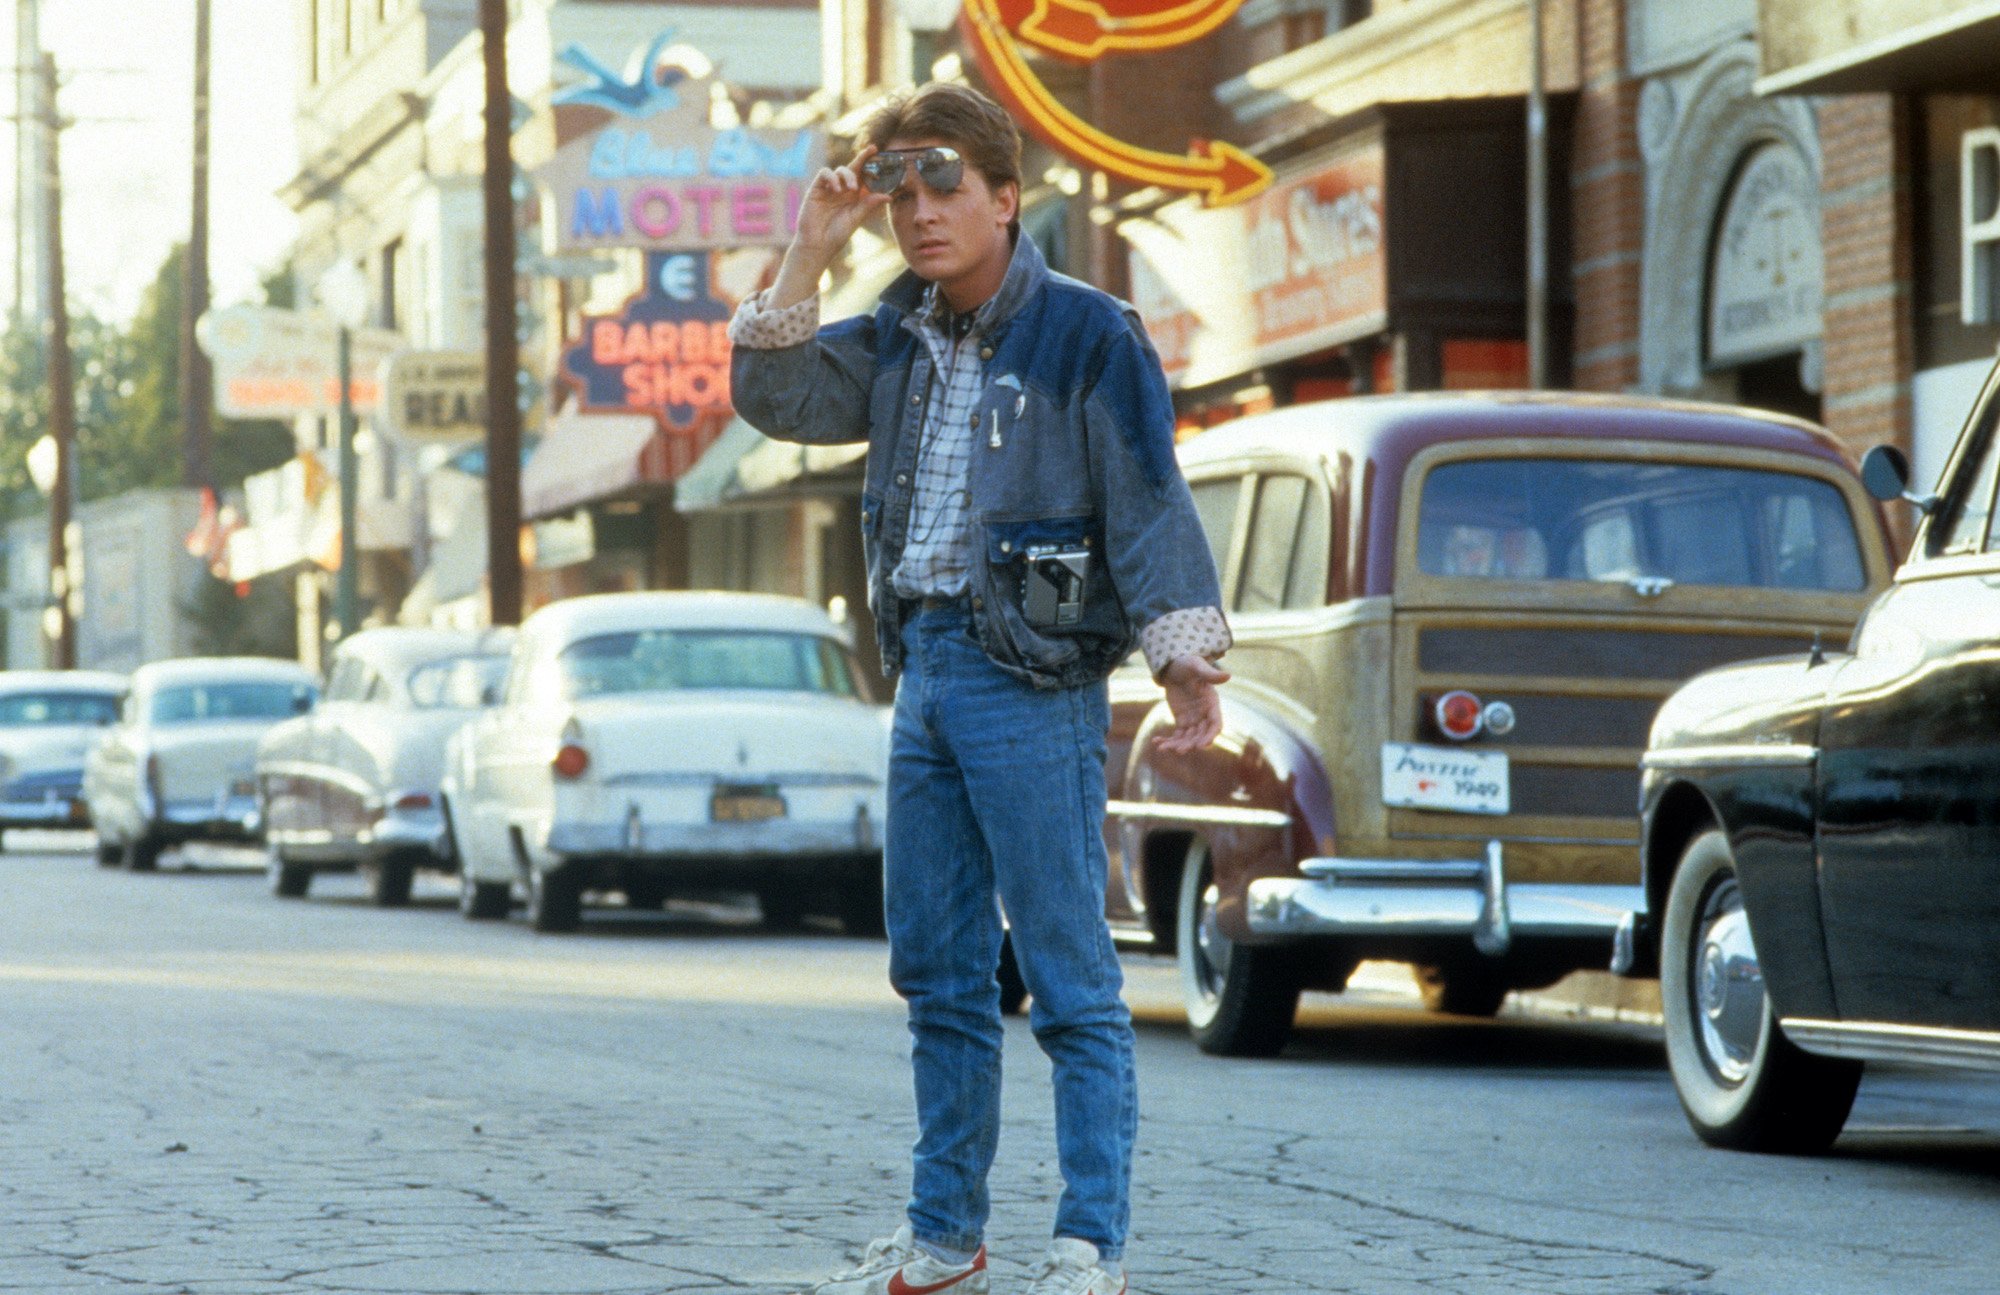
[380,237,402,331]
[1964,127,2000,326]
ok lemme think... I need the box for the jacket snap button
[896,473,909,485]
[999,541,1012,554]
[910,395,920,406]
[971,597,984,610]
[969,413,980,428]
[980,346,993,360]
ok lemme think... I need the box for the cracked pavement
[3,840,1999,1294]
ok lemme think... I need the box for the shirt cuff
[727,289,820,349]
[1139,606,1233,681]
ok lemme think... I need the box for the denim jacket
[730,235,1224,689]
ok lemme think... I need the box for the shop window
[1962,127,2000,326]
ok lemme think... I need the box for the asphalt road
[3,837,1998,1295]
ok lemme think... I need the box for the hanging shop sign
[561,249,735,431]
[536,49,824,254]
[960,0,1270,206]
[1125,139,1387,388]
[195,305,402,418]
[1707,143,1824,369]
[380,350,486,443]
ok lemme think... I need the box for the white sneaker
[1022,1238,1125,1295]
[808,1225,989,1295]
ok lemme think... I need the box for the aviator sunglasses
[860,146,965,195]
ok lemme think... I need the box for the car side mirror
[1861,444,1937,513]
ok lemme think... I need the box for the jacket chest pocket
[974,375,1029,453]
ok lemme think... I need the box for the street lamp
[316,260,369,644]
[894,0,963,82]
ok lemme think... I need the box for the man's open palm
[1154,656,1229,753]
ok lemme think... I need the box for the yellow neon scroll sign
[961,0,1273,206]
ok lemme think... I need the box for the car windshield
[1415,458,1868,592]
[0,692,119,726]
[407,654,511,709]
[555,630,859,699]
[150,681,315,723]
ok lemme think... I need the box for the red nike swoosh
[886,1249,986,1295]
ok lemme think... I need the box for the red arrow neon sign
[959,0,1273,207]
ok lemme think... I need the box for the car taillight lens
[393,791,434,811]
[1434,690,1485,741]
[552,744,590,779]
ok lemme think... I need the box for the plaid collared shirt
[888,287,991,599]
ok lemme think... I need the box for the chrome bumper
[547,802,878,859]
[1244,842,1644,956]
[360,806,447,857]
[0,795,88,826]
[158,793,261,838]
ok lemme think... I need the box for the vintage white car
[257,627,511,904]
[443,591,889,932]
[84,658,319,870]
[0,670,127,845]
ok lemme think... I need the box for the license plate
[711,786,785,823]
[1381,743,1510,815]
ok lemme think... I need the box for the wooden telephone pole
[40,51,76,668]
[479,0,523,626]
[180,0,215,489]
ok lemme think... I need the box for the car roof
[130,657,319,691]
[521,591,847,645]
[331,626,512,676]
[1179,391,1855,474]
[0,669,127,694]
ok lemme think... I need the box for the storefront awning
[674,420,867,513]
[398,493,486,626]
[1755,0,2000,94]
[520,408,658,520]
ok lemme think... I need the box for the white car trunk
[153,721,275,802]
[569,692,883,785]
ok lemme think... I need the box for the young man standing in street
[728,83,1231,1295]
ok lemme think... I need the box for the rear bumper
[359,804,449,861]
[1244,842,1643,956]
[157,793,261,841]
[548,807,879,860]
[0,770,90,827]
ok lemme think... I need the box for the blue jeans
[886,604,1137,1261]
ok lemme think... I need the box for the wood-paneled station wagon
[1631,363,2000,1153]
[1105,393,1894,1056]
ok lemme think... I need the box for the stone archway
[1637,41,1823,396]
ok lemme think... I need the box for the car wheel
[459,876,511,921]
[1661,829,1862,1153]
[366,856,415,907]
[1414,960,1510,1017]
[837,856,885,938]
[996,931,1029,1017]
[1177,838,1301,1057]
[526,864,582,933]
[267,854,311,899]
[95,839,121,867]
[123,834,161,872]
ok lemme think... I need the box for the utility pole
[13,0,42,325]
[1526,0,1549,389]
[40,51,75,669]
[479,0,523,627]
[180,0,215,489]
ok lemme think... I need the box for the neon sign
[560,251,734,431]
[960,0,1272,206]
[538,45,825,253]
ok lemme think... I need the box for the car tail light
[1434,690,1485,741]
[552,743,590,779]
[393,791,434,811]
[145,752,163,801]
